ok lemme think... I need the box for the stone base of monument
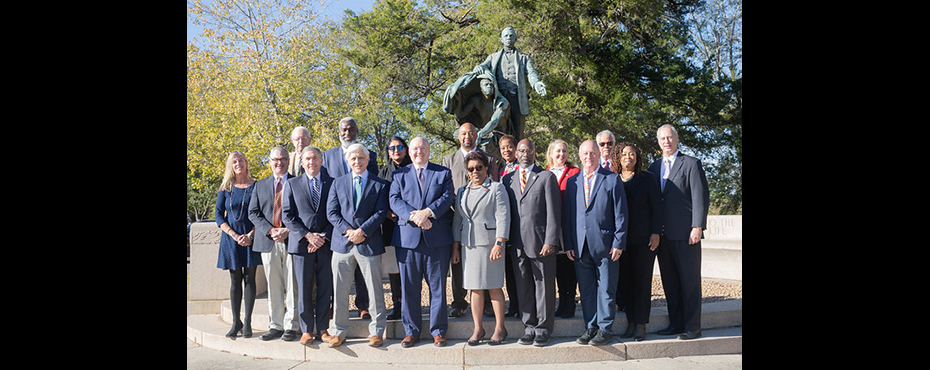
[187,297,741,364]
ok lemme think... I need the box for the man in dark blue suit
[325,143,390,348]
[647,124,709,340]
[322,116,379,319]
[563,140,628,346]
[389,136,455,348]
[282,146,335,345]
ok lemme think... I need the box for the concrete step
[187,299,741,364]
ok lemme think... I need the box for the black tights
[228,266,257,326]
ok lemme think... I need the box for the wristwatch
[495,241,504,246]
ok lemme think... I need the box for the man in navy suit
[248,146,299,341]
[647,124,709,340]
[282,146,335,345]
[389,136,455,348]
[322,116,379,319]
[325,143,390,348]
[563,140,628,346]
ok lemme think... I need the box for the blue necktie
[354,175,362,209]
[310,177,320,211]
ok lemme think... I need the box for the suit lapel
[519,167,540,202]
[585,170,606,211]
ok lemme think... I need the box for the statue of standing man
[472,27,546,147]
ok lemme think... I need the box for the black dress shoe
[657,326,684,336]
[241,323,252,338]
[386,308,402,320]
[533,334,550,347]
[588,330,613,346]
[678,330,702,340]
[260,328,284,341]
[449,306,466,318]
[575,328,597,344]
[518,333,535,345]
[281,330,300,341]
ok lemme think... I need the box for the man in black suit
[647,124,709,340]
[248,146,299,341]
[501,139,561,346]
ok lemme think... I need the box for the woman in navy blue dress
[215,151,261,338]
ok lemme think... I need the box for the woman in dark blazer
[378,136,412,320]
[215,151,261,338]
[609,142,662,341]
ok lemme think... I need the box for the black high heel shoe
[242,321,252,338]
[487,328,508,346]
[467,328,486,346]
[226,320,243,338]
[633,324,646,342]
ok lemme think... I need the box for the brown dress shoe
[368,335,383,347]
[319,330,333,342]
[328,336,346,347]
[433,334,447,347]
[401,335,419,348]
[299,333,314,345]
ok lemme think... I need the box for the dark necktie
[311,177,320,211]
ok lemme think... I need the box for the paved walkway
[187,338,742,369]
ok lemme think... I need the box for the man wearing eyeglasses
[596,130,615,170]
[500,139,561,346]
[441,122,499,318]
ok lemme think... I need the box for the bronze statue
[444,27,546,165]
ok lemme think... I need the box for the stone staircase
[186,297,741,365]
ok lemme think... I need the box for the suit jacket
[562,167,628,259]
[501,166,561,258]
[288,151,303,176]
[326,172,389,256]
[248,173,295,253]
[452,177,510,246]
[282,168,334,255]
[475,48,543,116]
[441,148,500,193]
[647,153,709,241]
[622,171,664,245]
[389,162,455,249]
[322,146,379,179]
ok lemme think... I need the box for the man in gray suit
[473,27,547,145]
[248,146,299,341]
[647,124,709,340]
[441,122,499,318]
[500,139,561,347]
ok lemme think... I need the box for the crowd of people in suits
[212,116,709,349]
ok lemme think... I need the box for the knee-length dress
[215,183,262,270]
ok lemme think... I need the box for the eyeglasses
[466,165,485,172]
[389,144,405,151]
[269,157,288,162]
[597,141,614,147]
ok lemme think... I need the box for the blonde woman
[544,139,581,318]
[215,151,261,338]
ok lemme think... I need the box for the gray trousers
[330,246,386,337]
[260,241,299,331]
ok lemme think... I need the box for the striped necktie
[272,177,283,227]
[584,171,595,207]
[520,169,527,192]
[310,177,320,211]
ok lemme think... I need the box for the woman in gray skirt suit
[452,151,511,346]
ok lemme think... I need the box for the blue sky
[187,0,377,44]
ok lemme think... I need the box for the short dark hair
[464,151,489,168]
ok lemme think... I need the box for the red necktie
[272,178,283,227]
